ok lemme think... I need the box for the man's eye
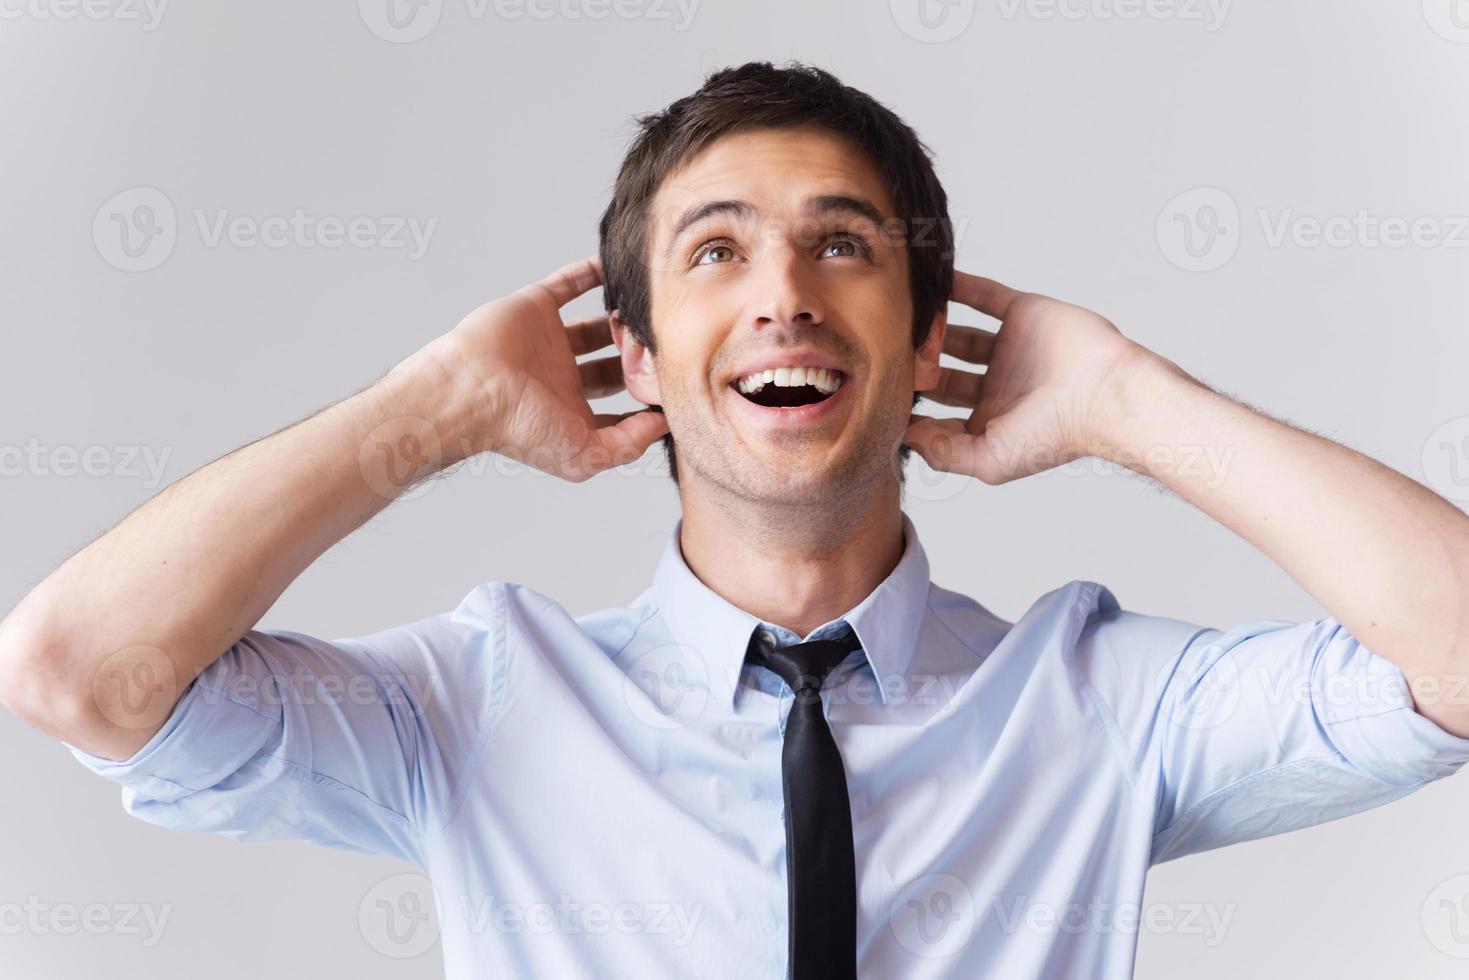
[693,241,737,266]
[823,234,871,259]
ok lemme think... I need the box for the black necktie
[748,627,864,980]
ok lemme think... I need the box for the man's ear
[913,307,947,392]
[610,310,662,407]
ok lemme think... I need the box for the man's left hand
[905,270,1170,484]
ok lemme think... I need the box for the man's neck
[676,483,906,639]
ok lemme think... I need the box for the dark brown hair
[598,60,954,484]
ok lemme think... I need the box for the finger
[943,323,997,365]
[566,315,614,356]
[906,415,1007,485]
[906,413,967,437]
[535,256,603,308]
[578,409,671,477]
[952,271,1022,321]
[578,356,625,398]
[923,366,983,408]
[904,415,974,475]
[591,408,661,428]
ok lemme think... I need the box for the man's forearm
[1095,351,1469,736]
[0,349,481,760]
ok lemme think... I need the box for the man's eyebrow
[664,194,891,257]
[668,199,756,249]
[804,194,888,228]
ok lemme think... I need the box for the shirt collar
[645,511,931,707]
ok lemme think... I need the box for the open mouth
[731,367,846,409]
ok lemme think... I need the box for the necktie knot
[748,627,863,697]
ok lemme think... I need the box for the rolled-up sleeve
[63,583,505,869]
[1072,585,1469,866]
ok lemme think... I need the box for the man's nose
[748,246,825,331]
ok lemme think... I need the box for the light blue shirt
[67,512,1469,977]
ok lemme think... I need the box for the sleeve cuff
[1314,626,1469,786]
[63,671,280,801]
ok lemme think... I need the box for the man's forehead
[647,128,895,242]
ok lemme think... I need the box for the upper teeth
[736,366,843,395]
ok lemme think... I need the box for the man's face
[615,126,945,505]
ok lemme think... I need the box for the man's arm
[1097,354,1469,738]
[0,257,667,762]
[907,272,1469,738]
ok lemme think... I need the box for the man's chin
[725,446,861,497]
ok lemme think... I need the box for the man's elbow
[0,611,118,751]
[1407,646,1469,741]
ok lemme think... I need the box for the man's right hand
[407,256,669,483]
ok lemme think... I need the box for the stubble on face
[657,332,914,512]
[641,127,922,521]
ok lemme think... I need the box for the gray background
[4,1,1469,977]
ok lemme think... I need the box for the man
[2,61,1467,979]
